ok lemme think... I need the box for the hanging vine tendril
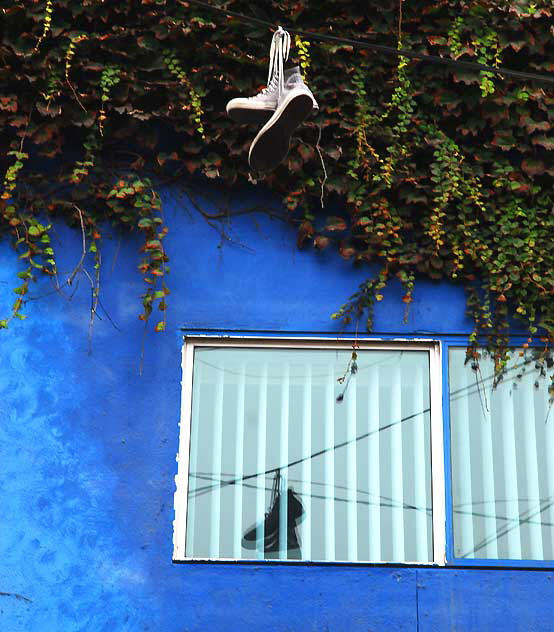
[0,0,552,367]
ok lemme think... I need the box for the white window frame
[173,335,446,565]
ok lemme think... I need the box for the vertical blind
[449,348,554,560]
[186,346,433,562]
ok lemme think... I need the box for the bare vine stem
[67,205,87,287]
[315,122,327,208]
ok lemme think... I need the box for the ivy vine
[0,0,553,386]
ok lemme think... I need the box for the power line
[195,349,402,380]
[196,351,543,403]
[192,472,432,514]
[189,405,429,497]
[189,354,551,498]
[182,0,554,87]
[191,472,554,527]
[462,495,554,558]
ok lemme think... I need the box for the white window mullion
[429,343,445,565]
[181,344,198,558]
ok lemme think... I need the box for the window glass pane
[449,348,554,560]
[186,346,433,562]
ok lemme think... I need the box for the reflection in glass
[241,472,304,557]
[449,348,554,560]
[186,347,433,562]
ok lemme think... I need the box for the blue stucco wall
[1,185,553,631]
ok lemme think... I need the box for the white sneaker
[226,26,290,125]
[248,67,318,172]
[226,27,318,125]
[226,77,279,124]
[227,66,312,125]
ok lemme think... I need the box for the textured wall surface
[1,186,553,631]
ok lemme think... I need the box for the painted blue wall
[1,185,552,631]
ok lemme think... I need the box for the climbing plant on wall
[0,0,553,380]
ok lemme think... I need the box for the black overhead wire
[182,0,554,87]
[189,361,551,498]
[189,407,430,498]
[191,472,554,527]
[192,472,433,514]
[188,350,549,498]
[463,495,554,558]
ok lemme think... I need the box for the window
[449,347,554,562]
[174,337,554,566]
[174,337,445,564]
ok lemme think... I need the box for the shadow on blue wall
[0,186,552,631]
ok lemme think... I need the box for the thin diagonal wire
[194,350,544,402]
[191,472,554,526]
[189,406,429,497]
[188,363,549,499]
[187,360,550,500]
[462,495,554,558]
[181,0,554,86]
[192,472,432,514]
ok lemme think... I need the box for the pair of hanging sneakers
[226,27,318,172]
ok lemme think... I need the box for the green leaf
[531,136,554,151]
[324,217,347,232]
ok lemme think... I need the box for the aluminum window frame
[173,335,446,565]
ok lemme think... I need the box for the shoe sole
[228,105,318,126]
[227,107,274,126]
[242,527,302,553]
[248,89,314,172]
[241,513,305,549]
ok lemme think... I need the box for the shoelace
[254,73,279,99]
[266,26,291,99]
[265,470,282,518]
